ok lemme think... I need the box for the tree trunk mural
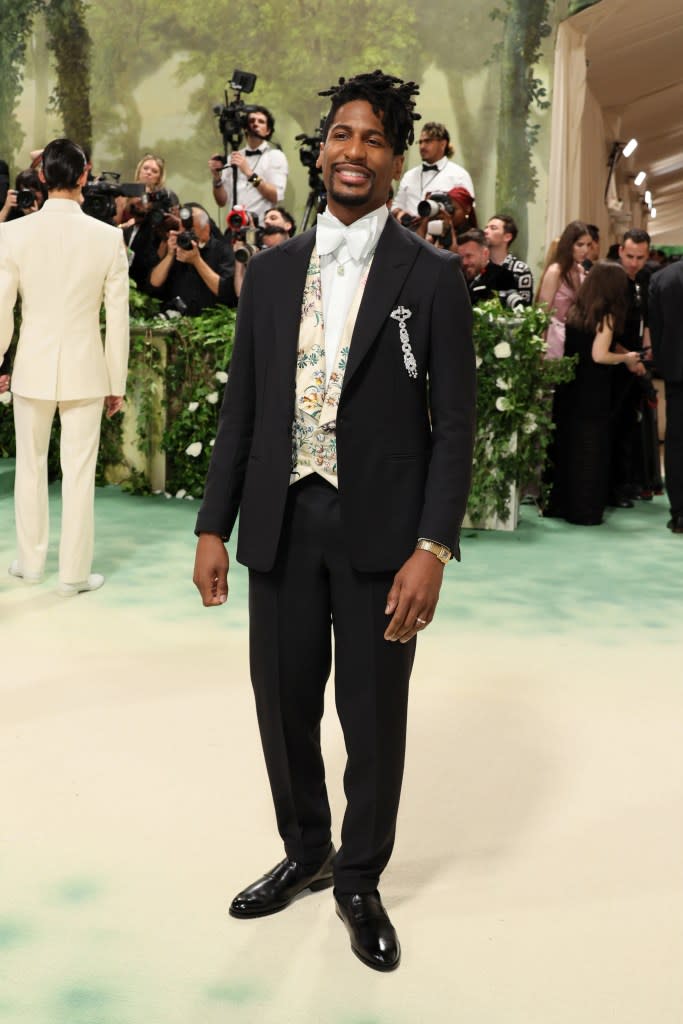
[45,0,92,151]
[495,0,552,258]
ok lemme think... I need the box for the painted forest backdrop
[1,0,578,268]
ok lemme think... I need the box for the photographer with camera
[391,122,474,225]
[147,202,237,316]
[209,106,288,222]
[0,169,47,223]
[231,205,296,298]
[414,185,477,252]
[112,153,180,292]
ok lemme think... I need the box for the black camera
[213,69,258,148]
[176,205,197,250]
[417,191,454,219]
[296,120,324,172]
[140,188,176,231]
[17,188,35,210]
[227,205,250,231]
[82,173,145,223]
[499,290,526,313]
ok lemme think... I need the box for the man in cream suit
[193,72,475,970]
[0,138,129,595]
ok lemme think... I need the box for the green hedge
[0,289,574,524]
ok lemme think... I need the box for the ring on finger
[416,617,427,626]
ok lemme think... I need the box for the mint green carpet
[1,464,681,1024]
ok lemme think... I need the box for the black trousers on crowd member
[664,379,683,517]
[608,367,641,501]
[248,475,416,895]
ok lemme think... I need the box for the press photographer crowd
[1,67,682,542]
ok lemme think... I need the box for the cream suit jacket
[0,198,130,400]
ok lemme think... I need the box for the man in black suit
[649,259,683,532]
[193,71,475,971]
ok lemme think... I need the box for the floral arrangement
[467,299,577,524]
[1,291,575,525]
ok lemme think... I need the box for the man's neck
[325,201,386,228]
[488,245,508,266]
[48,188,82,201]
[246,135,266,150]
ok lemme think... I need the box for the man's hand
[105,395,123,418]
[229,151,251,177]
[193,533,229,607]
[384,549,445,643]
[0,374,10,394]
[175,239,201,266]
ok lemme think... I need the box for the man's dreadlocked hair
[319,70,420,156]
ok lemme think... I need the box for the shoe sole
[335,907,401,972]
[228,874,333,919]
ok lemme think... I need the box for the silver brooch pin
[390,306,417,379]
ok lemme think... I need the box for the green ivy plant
[2,289,573,527]
[467,299,577,523]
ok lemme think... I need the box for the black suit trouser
[664,379,683,516]
[248,475,415,894]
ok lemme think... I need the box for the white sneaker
[57,573,105,597]
[8,560,43,583]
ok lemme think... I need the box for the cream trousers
[13,395,103,583]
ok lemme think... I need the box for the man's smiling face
[317,100,403,225]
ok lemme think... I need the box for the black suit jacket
[196,215,476,572]
[649,262,683,382]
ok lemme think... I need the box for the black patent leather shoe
[334,890,401,971]
[229,845,335,918]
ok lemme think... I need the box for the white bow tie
[316,213,376,262]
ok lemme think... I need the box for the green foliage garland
[2,290,572,529]
[467,299,577,523]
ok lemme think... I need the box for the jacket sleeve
[418,252,476,559]
[194,258,257,538]
[103,233,130,395]
[0,226,19,363]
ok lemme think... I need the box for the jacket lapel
[342,216,420,393]
[271,229,316,391]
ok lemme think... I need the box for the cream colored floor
[1,485,682,1024]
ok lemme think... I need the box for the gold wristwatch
[416,538,452,564]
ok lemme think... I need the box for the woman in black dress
[549,261,642,525]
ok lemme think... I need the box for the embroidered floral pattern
[300,253,324,327]
[291,250,368,485]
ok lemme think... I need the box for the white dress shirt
[316,204,389,382]
[219,142,288,221]
[394,157,475,215]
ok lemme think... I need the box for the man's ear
[38,169,47,185]
[315,142,324,170]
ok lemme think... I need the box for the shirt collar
[316,204,388,262]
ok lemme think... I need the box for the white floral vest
[290,247,372,487]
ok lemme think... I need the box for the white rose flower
[206,391,219,404]
[0,391,12,405]
[209,438,215,447]
[523,414,538,434]
[495,396,509,412]
[496,377,510,390]
[185,441,203,458]
[185,494,194,500]
[175,489,187,499]
[188,401,199,412]
[493,341,512,359]
[164,492,172,499]
[215,370,228,384]
[475,356,483,369]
